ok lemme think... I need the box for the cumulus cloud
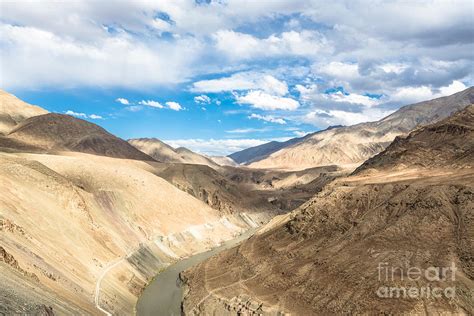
[192,73,288,96]
[236,90,299,111]
[0,24,202,89]
[166,101,183,111]
[65,110,103,120]
[139,100,164,108]
[1,0,472,135]
[391,80,468,104]
[302,107,394,128]
[248,113,286,124]
[116,98,130,105]
[213,29,329,60]
[317,62,359,80]
[194,94,211,104]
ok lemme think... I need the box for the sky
[1,0,473,156]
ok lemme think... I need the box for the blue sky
[1,0,473,155]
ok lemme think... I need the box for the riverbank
[136,227,258,316]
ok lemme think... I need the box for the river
[136,227,257,316]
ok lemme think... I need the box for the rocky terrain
[181,103,474,315]
[240,87,474,170]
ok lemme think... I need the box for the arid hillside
[246,87,474,170]
[0,91,266,315]
[0,89,48,135]
[129,138,219,168]
[181,104,474,315]
[0,151,262,315]
[355,105,474,172]
[0,90,334,315]
[5,113,155,161]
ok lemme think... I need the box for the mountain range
[1,87,472,315]
[231,87,474,170]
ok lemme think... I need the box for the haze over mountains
[232,87,474,170]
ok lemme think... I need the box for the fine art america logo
[376,262,457,299]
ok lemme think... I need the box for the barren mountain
[129,138,219,168]
[0,151,262,315]
[155,163,274,216]
[246,87,474,170]
[182,104,474,315]
[0,89,48,135]
[6,113,154,161]
[354,104,474,173]
[209,156,238,167]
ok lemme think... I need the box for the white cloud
[192,73,288,96]
[317,62,359,80]
[302,107,394,128]
[65,110,103,120]
[248,113,286,124]
[166,101,183,111]
[439,80,467,96]
[194,94,211,104]
[139,100,164,108]
[391,80,468,104]
[390,86,434,104]
[65,110,87,118]
[213,29,328,60]
[116,98,130,105]
[0,24,203,89]
[380,63,408,74]
[293,131,307,137]
[163,138,290,156]
[326,91,381,107]
[226,127,269,134]
[236,91,299,110]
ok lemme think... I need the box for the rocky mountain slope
[5,113,154,161]
[244,87,474,170]
[354,105,474,172]
[129,137,219,168]
[181,104,474,315]
[0,89,48,135]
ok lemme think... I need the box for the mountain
[155,163,275,216]
[181,102,474,314]
[242,87,474,170]
[0,151,256,315]
[354,104,474,173]
[228,125,342,164]
[209,155,238,167]
[0,89,48,135]
[128,138,219,168]
[0,90,279,315]
[6,113,155,161]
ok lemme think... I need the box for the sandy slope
[0,89,48,135]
